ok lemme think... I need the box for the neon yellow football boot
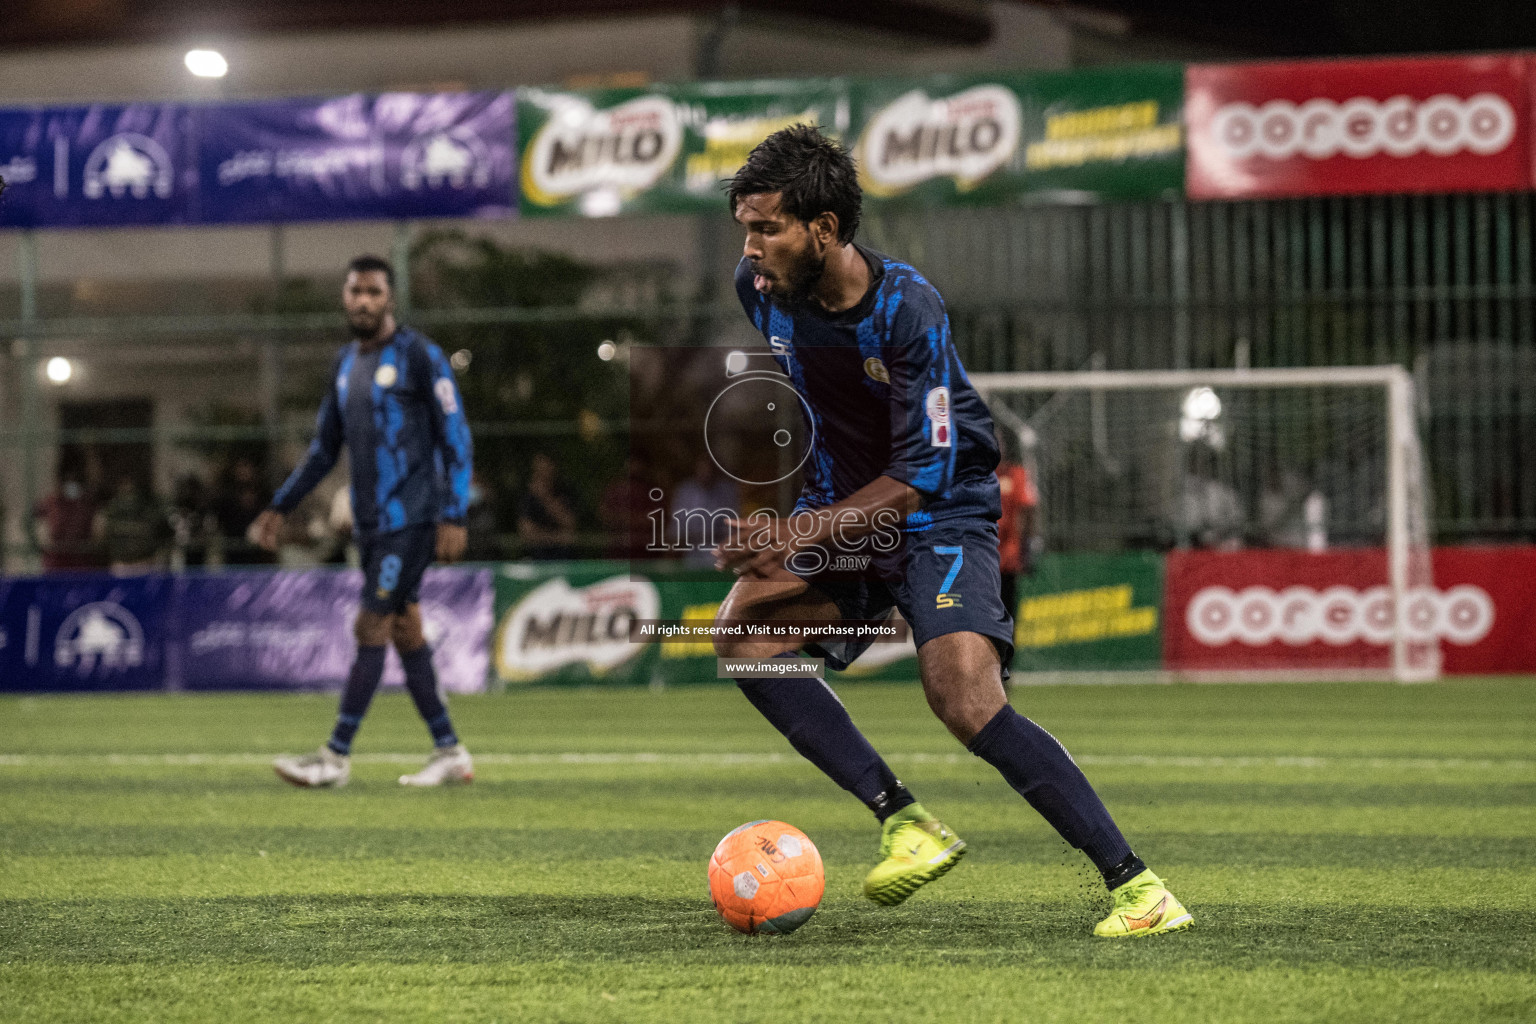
[1092,868,1193,937]
[862,803,966,906]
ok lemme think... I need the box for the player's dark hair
[347,254,394,290]
[728,124,861,244]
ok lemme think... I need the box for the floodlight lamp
[1182,386,1221,421]
[185,50,229,78]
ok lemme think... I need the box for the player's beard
[757,241,826,309]
[347,309,383,339]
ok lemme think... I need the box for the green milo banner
[517,80,847,217]
[492,561,923,686]
[849,64,1184,206]
[491,553,1164,684]
[516,65,1183,216]
[1011,552,1165,672]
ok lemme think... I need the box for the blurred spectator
[33,464,102,571]
[214,457,275,565]
[599,456,660,560]
[170,473,216,569]
[518,453,577,560]
[670,455,738,569]
[1180,471,1245,550]
[995,433,1039,671]
[464,470,503,562]
[1257,466,1329,551]
[99,475,173,572]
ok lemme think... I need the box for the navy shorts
[789,515,1015,676]
[359,525,435,614]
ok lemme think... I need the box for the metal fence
[870,194,1536,541]
[4,193,1535,570]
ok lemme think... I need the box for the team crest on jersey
[926,386,952,447]
[374,364,398,388]
[863,357,890,384]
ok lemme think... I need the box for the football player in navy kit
[255,255,476,789]
[712,126,1190,937]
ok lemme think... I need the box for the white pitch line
[0,752,1528,771]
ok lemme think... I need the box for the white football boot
[273,746,350,788]
[398,744,474,786]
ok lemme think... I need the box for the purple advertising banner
[198,92,515,223]
[0,93,513,228]
[177,567,491,692]
[0,574,177,692]
[0,568,491,693]
[0,104,195,227]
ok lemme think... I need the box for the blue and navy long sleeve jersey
[271,327,473,537]
[734,246,1001,530]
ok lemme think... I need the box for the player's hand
[714,516,814,578]
[436,522,468,563]
[247,509,285,552]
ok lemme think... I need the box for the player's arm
[420,342,474,563]
[715,475,920,576]
[251,373,344,552]
[881,288,958,504]
[718,288,955,575]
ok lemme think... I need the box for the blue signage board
[198,92,515,223]
[0,104,196,227]
[0,575,175,692]
[0,568,492,693]
[0,92,514,228]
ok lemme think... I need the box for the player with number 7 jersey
[711,125,1191,937]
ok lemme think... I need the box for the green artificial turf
[2,680,1533,1023]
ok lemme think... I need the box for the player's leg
[394,602,473,786]
[272,608,390,788]
[717,567,963,905]
[920,629,1144,872]
[999,570,1018,674]
[370,525,472,786]
[904,519,1191,935]
[716,570,913,817]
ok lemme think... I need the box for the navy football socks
[401,646,459,748]
[735,663,914,822]
[967,705,1144,888]
[327,644,387,755]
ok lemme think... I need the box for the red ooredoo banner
[1163,546,1536,675]
[1185,55,1532,199]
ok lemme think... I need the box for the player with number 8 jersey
[712,126,1191,936]
[255,255,476,790]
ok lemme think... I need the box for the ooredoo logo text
[1210,94,1515,161]
[1186,584,1494,647]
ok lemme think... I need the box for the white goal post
[971,365,1438,683]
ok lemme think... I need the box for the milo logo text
[495,574,660,681]
[522,94,682,207]
[856,85,1021,196]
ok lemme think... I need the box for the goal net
[971,366,1438,682]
